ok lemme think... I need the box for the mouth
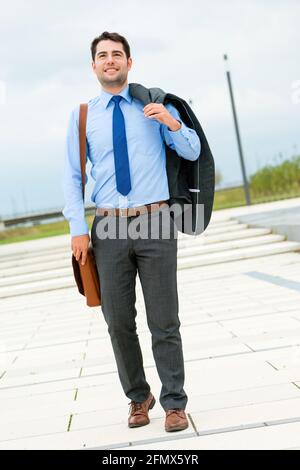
[105,68,118,73]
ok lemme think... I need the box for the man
[62,31,201,432]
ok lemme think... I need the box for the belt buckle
[119,208,127,217]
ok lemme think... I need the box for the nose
[105,55,115,64]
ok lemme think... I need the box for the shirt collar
[100,84,132,109]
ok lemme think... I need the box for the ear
[91,61,96,73]
[127,57,133,71]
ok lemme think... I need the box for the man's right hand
[71,234,90,266]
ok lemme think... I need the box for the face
[92,39,132,88]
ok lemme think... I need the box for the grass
[213,187,300,210]
[1,189,300,245]
[0,215,94,245]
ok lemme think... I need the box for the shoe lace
[128,401,143,415]
[167,408,183,416]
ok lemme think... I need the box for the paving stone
[0,415,68,442]
[191,397,300,432]
[118,421,300,450]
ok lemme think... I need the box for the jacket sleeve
[160,103,201,161]
[61,106,89,237]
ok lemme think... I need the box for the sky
[0,0,299,218]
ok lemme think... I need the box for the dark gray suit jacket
[129,83,215,235]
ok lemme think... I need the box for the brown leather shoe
[128,392,156,428]
[165,409,189,432]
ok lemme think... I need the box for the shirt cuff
[167,119,180,131]
[167,119,192,139]
[69,219,89,237]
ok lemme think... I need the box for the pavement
[1,197,300,450]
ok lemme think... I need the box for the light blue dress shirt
[62,84,201,236]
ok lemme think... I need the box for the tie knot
[111,95,123,105]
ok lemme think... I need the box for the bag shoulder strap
[79,103,88,201]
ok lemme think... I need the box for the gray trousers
[91,204,188,411]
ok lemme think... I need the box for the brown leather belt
[95,200,169,217]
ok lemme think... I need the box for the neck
[102,81,128,95]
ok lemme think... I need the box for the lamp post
[224,53,251,205]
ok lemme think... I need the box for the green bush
[249,155,300,197]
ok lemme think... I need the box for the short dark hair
[90,31,131,61]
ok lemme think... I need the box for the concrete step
[0,235,70,260]
[177,219,240,240]
[0,267,72,288]
[208,218,237,226]
[178,228,272,248]
[178,234,285,258]
[0,250,70,270]
[0,259,71,279]
[204,223,249,236]
[0,275,75,299]
[178,240,300,269]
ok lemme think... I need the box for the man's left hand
[143,103,181,131]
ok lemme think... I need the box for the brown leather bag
[71,103,101,307]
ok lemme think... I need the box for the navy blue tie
[111,95,131,196]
